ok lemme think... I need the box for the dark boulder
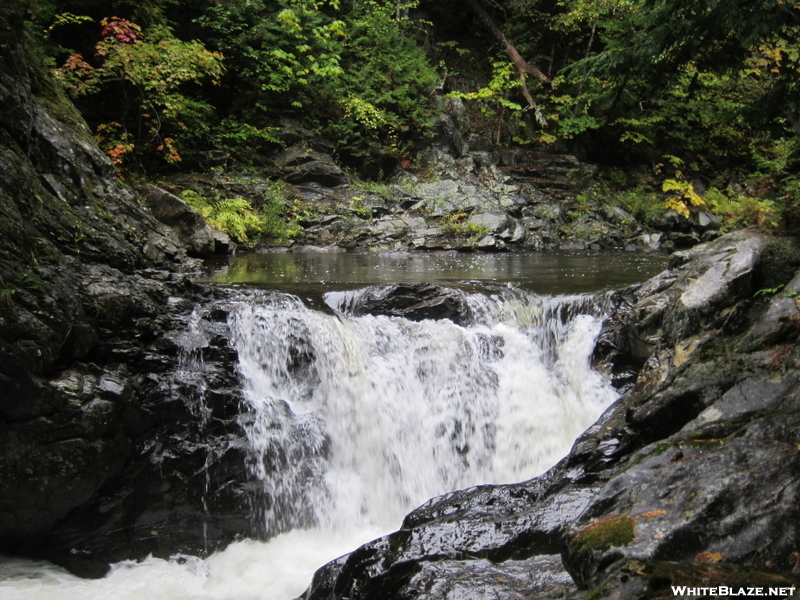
[0,25,258,576]
[140,184,217,257]
[326,283,475,324]
[277,145,348,187]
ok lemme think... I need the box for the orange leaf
[694,552,723,564]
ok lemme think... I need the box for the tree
[463,0,549,124]
[196,0,437,158]
[57,17,223,165]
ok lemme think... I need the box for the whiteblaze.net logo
[671,586,797,597]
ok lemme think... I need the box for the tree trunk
[464,0,548,125]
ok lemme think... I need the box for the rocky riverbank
[154,102,724,255]
[0,25,259,576]
[297,230,800,599]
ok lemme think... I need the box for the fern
[181,191,267,243]
[207,198,265,243]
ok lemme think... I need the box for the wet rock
[301,477,596,600]
[563,391,800,586]
[0,27,259,575]
[413,179,490,216]
[695,210,722,231]
[476,234,499,249]
[651,209,689,232]
[329,283,474,324]
[393,555,575,600]
[140,184,216,257]
[212,229,237,255]
[668,230,702,247]
[572,559,800,600]
[143,228,184,263]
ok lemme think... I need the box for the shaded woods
[2,0,798,228]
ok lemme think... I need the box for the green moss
[581,583,610,600]
[570,515,636,555]
[626,442,673,468]
[755,238,800,292]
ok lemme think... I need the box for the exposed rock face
[277,144,349,187]
[300,230,800,599]
[140,184,217,257]
[16,283,256,577]
[161,140,717,254]
[0,25,257,576]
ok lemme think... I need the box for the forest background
[4,0,800,232]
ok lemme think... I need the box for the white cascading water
[0,286,617,600]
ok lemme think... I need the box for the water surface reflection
[200,249,669,296]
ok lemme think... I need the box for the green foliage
[0,0,37,28]
[0,275,16,306]
[181,183,298,243]
[8,0,800,223]
[704,187,777,230]
[260,182,298,239]
[182,191,264,243]
[46,12,93,34]
[353,181,395,201]
[613,187,664,225]
[440,213,489,239]
[497,0,800,199]
[348,197,371,219]
[754,285,784,298]
[197,0,436,155]
[197,0,345,109]
[209,197,268,243]
[56,17,223,165]
[662,178,704,219]
[320,0,438,153]
[212,119,280,163]
[450,59,523,114]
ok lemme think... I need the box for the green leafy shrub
[704,187,777,230]
[614,187,664,225]
[181,191,266,243]
[321,0,437,153]
[197,0,436,156]
[57,18,223,166]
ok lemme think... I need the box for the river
[0,250,667,600]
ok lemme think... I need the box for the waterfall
[0,285,619,600]
[228,286,617,539]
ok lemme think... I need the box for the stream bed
[0,250,668,600]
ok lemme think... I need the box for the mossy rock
[569,515,636,556]
[565,514,637,586]
[754,238,800,292]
